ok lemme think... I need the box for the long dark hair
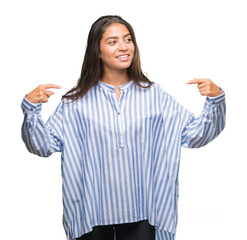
[62,15,154,101]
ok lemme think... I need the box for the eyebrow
[105,33,131,42]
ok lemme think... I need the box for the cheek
[131,44,135,52]
[130,44,135,56]
[100,47,115,59]
[130,45,135,60]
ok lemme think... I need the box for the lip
[116,54,130,61]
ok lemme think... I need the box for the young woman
[21,15,226,240]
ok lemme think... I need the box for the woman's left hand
[187,78,222,97]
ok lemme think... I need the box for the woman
[21,15,226,240]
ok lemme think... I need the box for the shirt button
[118,112,120,115]
[122,91,125,94]
[30,108,33,111]
[212,101,215,104]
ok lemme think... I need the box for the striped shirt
[21,80,226,240]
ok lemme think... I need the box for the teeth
[118,55,128,58]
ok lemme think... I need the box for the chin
[104,60,133,71]
[117,62,132,69]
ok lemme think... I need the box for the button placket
[116,88,127,149]
[98,81,132,149]
[117,110,125,149]
[99,82,130,150]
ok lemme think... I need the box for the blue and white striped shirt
[21,80,226,240]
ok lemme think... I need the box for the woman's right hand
[25,84,62,104]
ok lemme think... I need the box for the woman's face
[99,23,135,73]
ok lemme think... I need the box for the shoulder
[140,81,172,100]
[135,81,163,93]
[151,83,183,110]
[135,81,179,108]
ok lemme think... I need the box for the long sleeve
[181,92,226,148]
[19,81,226,239]
[21,97,63,157]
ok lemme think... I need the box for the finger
[199,85,211,94]
[41,84,62,90]
[43,89,55,97]
[186,79,199,84]
[36,93,49,103]
[186,78,202,84]
[186,78,209,84]
[199,91,208,96]
[42,97,49,103]
[197,82,209,89]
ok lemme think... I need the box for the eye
[108,40,116,45]
[126,38,132,43]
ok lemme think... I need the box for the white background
[0,0,246,239]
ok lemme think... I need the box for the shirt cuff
[206,88,225,107]
[21,97,42,114]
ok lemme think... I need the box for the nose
[118,40,128,51]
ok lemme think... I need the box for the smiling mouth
[116,54,130,60]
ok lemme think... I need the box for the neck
[101,69,130,87]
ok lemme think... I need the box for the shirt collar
[98,80,134,92]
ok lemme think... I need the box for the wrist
[213,89,223,97]
[22,96,42,114]
[208,88,222,97]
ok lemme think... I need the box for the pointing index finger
[186,78,206,84]
[186,79,199,84]
[42,84,62,89]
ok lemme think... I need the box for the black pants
[76,220,155,240]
